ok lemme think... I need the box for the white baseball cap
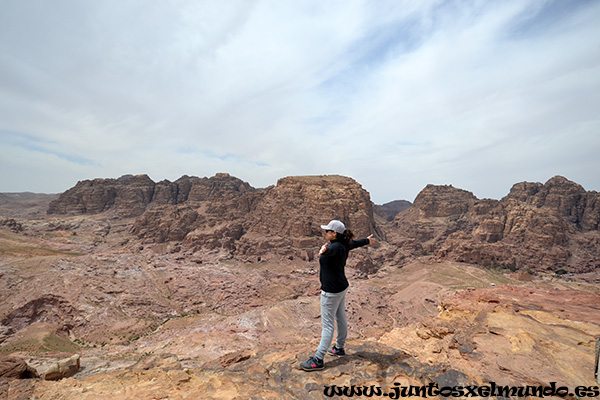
[321,220,346,234]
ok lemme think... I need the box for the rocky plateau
[0,173,598,399]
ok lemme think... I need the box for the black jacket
[319,238,370,293]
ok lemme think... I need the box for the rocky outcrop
[504,175,600,231]
[0,356,38,379]
[131,175,377,264]
[130,173,263,251]
[390,176,599,272]
[47,174,155,217]
[379,284,600,389]
[132,206,201,242]
[0,295,81,335]
[47,173,257,218]
[54,173,375,244]
[248,175,375,237]
[40,354,80,381]
[0,218,23,233]
[413,184,477,218]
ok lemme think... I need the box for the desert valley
[0,173,599,399]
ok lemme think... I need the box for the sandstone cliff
[47,173,256,218]
[389,176,599,272]
[132,175,376,266]
[504,175,599,231]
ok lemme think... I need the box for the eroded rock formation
[0,356,38,379]
[390,176,600,272]
[129,174,377,264]
[46,173,599,273]
[47,173,256,218]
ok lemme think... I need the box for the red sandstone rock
[390,176,599,272]
[47,173,256,218]
[0,356,38,379]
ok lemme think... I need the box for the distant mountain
[0,192,59,218]
[374,200,412,221]
[0,192,56,206]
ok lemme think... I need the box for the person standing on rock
[300,220,375,371]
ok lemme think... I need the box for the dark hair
[338,229,354,245]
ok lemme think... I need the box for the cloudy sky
[1,0,599,204]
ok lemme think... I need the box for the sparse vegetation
[0,333,80,354]
[128,334,141,343]
[0,244,83,257]
[485,263,517,273]
[555,268,568,275]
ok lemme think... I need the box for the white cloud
[0,0,599,203]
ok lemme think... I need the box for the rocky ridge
[390,176,600,273]
[51,174,378,268]
[47,173,600,274]
[47,173,256,218]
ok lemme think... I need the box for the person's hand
[368,234,375,245]
[319,243,328,255]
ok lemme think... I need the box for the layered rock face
[130,173,261,248]
[47,173,256,218]
[47,175,156,217]
[130,174,376,263]
[248,175,375,236]
[0,356,38,379]
[504,175,599,231]
[391,176,599,272]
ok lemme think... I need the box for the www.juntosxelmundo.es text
[323,382,600,398]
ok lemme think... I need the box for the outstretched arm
[349,234,375,250]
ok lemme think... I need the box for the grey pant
[315,288,348,360]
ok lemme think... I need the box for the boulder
[0,218,23,233]
[41,354,80,380]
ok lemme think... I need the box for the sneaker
[327,345,346,356]
[300,356,324,371]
